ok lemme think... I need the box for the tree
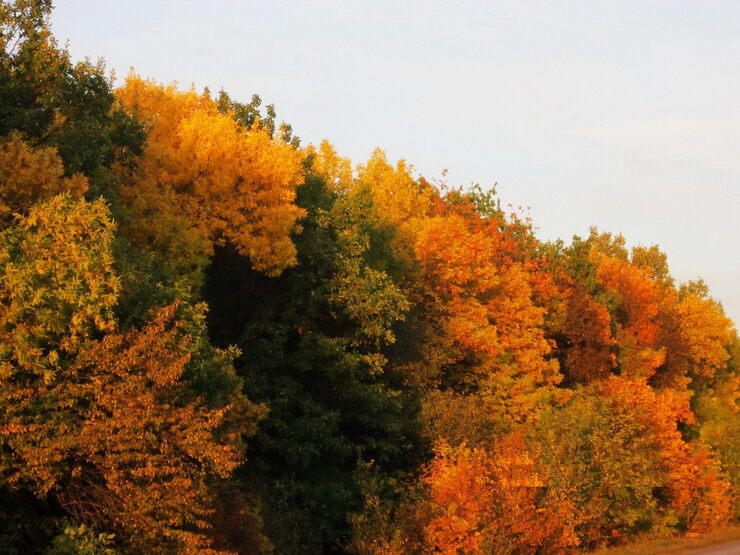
[411,205,562,434]
[0,196,252,552]
[352,435,578,554]
[534,376,731,547]
[0,134,87,220]
[203,168,420,553]
[654,282,734,389]
[1,1,144,199]
[114,75,305,281]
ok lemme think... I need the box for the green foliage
[533,386,671,546]
[47,523,117,555]
[204,174,422,553]
[464,183,503,220]
[0,0,144,202]
[216,88,300,148]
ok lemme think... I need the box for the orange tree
[0,196,256,552]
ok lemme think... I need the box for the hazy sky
[51,1,740,325]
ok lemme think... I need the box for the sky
[51,0,740,326]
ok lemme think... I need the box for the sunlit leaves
[0,195,118,379]
[0,134,87,220]
[1,7,738,552]
[115,75,305,277]
[0,196,246,552]
[362,436,578,554]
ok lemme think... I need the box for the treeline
[0,2,738,553]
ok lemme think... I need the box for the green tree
[0,0,144,202]
[204,172,423,553]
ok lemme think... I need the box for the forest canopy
[0,2,738,553]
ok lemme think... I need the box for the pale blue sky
[51,1,740,326]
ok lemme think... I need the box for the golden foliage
[0,195,118,381]
[58,304,242,552]
[115,75,305,275]
[657,289,734,386]
[413,211,562,424]
[357,149,433,229]
[0,134,87,220]
[307,139,353,189]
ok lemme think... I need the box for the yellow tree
[655,282,734,389]
[355,148,434,271]
[115,75,305,278]
[306,139,353,190]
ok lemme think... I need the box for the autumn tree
[0,196,255,552]
[694,335,740,516]
[114,75,305,282]
[533,376,731,547]
[654,280,734,390]
[352,435,578,554]
[1,4,738,552]
[0,134,87,220]
[0,1,144,199]
[555,280,616,384]
[354,151,565,442]
[415,203,562,437]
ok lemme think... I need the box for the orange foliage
[414,211,562,423]
[3,10,737,550]
[416,437,578,554]
[0,134,87,219]
[2,304,243,552]
[348,150,566,425]
[559,281,616,383]
[598,376,731,532]
[0,198,243,552]
[59,304,242,551]
[593,252,665,378]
